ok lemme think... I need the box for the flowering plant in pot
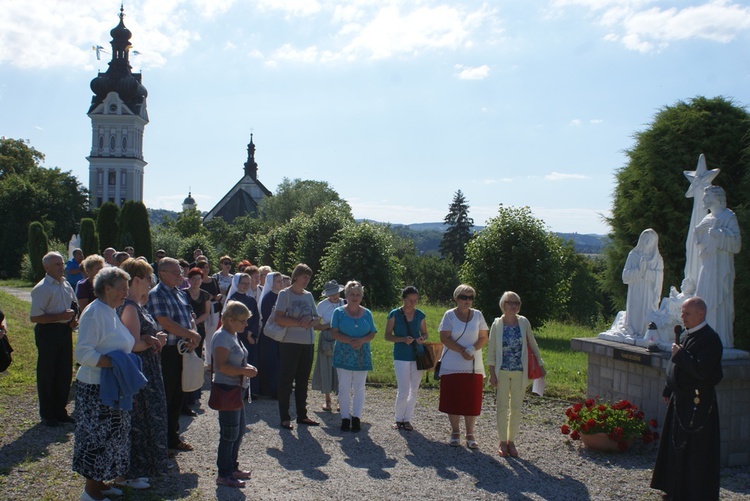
[561,398,659,451]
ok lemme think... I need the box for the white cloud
[545,172,590,181]
[455,64,490,80]
[224,41,237,50]
[256,0,322,18]
[590,118,603,124]
[482,178,514,184]
[553,0,750,52]
[569,118,583,126]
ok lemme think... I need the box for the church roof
[88,6,147,115]
[203,135,272,224]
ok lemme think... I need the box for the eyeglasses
[222,261,231,265]
[457,295,474,301]
[505,301,521,306]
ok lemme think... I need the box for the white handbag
[263,304,287,342]
[178,339,205,392]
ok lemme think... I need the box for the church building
[86,7,148,209]
[203,134,272,223]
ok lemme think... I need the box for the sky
[1,0,750,235]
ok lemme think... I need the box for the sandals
[322,404,333,412]
[449,432,461,447]
[392,422,404,430]
[402,421,414,431]
[498,442,509,457]
[466,434,479,449]
[280,421,294,430]
[507,442,519,457]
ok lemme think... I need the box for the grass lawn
[0,289,594,405]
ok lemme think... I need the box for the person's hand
[245,364,258,378]
[215,294,223,302]
[671,343,681,358]
[247,337,256,345]
[350,338,364,350]
[461,349,474,361]
[144,335,162,353]
[62,309,76,322]
[404,336,414,345]
[489,373,498,388]
[156,331,168,347]
[415,336,425,345]
[186,330,201,348]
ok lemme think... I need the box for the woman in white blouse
[437,284,489,449]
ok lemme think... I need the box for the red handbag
[527,342,543,380]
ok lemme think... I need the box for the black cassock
[651,324,723,500]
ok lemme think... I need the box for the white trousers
[393,360,422,422]
[337,368,367,419]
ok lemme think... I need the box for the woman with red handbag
[487,291,546,458]
[211,301,257,488]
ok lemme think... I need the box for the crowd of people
[17,246,723,500]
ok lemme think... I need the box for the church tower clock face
[109,104,117,113]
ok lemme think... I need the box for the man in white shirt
[30,252,78,427]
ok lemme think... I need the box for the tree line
[2,95,749,349]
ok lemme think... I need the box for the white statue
[600,229,665,342]
[683,154,720,285]
[621,228,664,338]
[647,278,695,344]
[695,185,741,348]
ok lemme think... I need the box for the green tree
[317,222,402,308]
[461,206,567,325]
[28,221,49,282]
[440,190,474,264]
[118,201,153,261]
[259,178,351,229]
[97,202,120,252]
[173,208,205,238]
[205,215,264,260]
[558,244,603,327]
[0,138,88,277]
[0,138,44,179]
[79,218,99,257]
[401,253,459,305]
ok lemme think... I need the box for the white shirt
[75,299,135,385]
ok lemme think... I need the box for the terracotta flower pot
[580,432,634,452]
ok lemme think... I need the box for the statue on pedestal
[600,229,664,341]
[647,278,695,345]
[695,185,741,348]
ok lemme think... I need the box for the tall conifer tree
[440,190,474,264]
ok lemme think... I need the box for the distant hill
[149,210,608,255]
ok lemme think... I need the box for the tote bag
[263,303,287,342]
[178,340,205,392]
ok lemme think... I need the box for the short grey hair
[93,267,130,298]
[42,252,64,266]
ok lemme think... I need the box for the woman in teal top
[384,286,428,431]
[331,281,377,432]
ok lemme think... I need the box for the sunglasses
[505,301,520,306]
[222,261,231,265]
[457,295,474,301]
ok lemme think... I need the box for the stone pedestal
[571,337,750,466]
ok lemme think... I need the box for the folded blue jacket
[100,351,147,411]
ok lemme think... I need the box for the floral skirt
[128,349,170,477]
[73,381,131,481]
[438,373,484,416]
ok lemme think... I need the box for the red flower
[597,404,607,412]
[649,419,658,428]
[561,425,571,435]
[586,418,596,428]
[584,399,594,408]
[570,430,580,440]
[574,403,583,412]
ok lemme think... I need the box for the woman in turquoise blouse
[384,286,428,431]
[331,281,377,432]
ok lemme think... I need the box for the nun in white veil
[257,271,284,398]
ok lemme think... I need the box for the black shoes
[181,407,198,417]
[341,418,350,431]
[352,417,361,432]
[42,418,59,427]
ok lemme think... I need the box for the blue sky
[1,0,749,235]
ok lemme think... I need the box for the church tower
[86,6,148,209]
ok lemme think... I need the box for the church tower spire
[244,133,258,179]
[86,6,149,209]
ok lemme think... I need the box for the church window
[98,136,104,150]
[121,135,128,150]
[108,171,116,186]
[110,135,116,151]
[97,170,104,185]
[121,170,127,187]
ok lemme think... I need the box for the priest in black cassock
[651,296,723,500]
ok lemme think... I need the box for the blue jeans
[217,399,246,477]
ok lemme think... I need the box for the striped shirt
[147,282,193,346]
